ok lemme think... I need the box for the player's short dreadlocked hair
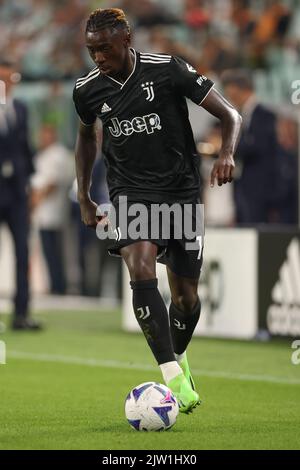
[86,8,130,34]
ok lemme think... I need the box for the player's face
[86,28,130,76]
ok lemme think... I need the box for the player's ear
[124,30,131,48]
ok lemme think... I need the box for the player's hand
[210,154,235,187]
[79,198,100,229]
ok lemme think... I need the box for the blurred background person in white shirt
[30,123,74,294]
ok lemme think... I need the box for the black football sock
[130,278,175,365]
[169,298,201,355]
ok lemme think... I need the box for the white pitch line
[8,351,300,386]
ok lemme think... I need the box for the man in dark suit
[0,60,41,330]
[222,70,280,224]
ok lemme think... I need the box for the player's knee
[173,293,199,314]
[127,258,156,281]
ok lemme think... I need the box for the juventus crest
[141,82,155,102]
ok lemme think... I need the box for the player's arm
[75,121,99,228]
[201,88,242,187]
[169,56,242,187]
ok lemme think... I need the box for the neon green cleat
[180,353,196,392]
[167,373,200,414]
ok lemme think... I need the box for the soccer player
[73,8,242,413]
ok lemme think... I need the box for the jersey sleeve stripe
[76,71,100,89]
[76,67,98,84]
[76,70,99,85]
[140,53,171,59]
[198,84,214,105]
[140,59,171,64]
[140,57,171,62]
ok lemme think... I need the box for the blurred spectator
[129,0,179,27]
[221,69,280,224]
[198,36,242,75]
[0,0,298,82]
[146,27,197,64]
[0,59,40,330]
[250,1,291,69]
[75,155,109,296]
[231,0,256,41]
[0,0,89,80]
[275,113,298,224]
[34,81,75,148]
[71,153,122,299]
[253,1,291,46]
[30,123,74,294]
[184,0,210,30]
[198,122,235,226]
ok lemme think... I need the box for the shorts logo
[141,81,154,101]
[114,227,122,241]
[108,113,162,137]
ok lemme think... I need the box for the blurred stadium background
[0,0,300,450]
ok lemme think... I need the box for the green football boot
[179,352,196,392]
[167,373,200,414]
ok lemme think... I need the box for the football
[125,382,179,431]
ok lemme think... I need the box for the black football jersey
[73,50,214,203]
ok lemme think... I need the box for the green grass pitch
[0,309,299,450]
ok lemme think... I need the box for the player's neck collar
[104,48,137,89]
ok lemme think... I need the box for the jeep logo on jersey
[108,114,162,137]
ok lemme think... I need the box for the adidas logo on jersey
[267,238,300,336]
[101,103,112,113]
[108,113,162,137]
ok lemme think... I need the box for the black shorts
[107,198,204,279]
